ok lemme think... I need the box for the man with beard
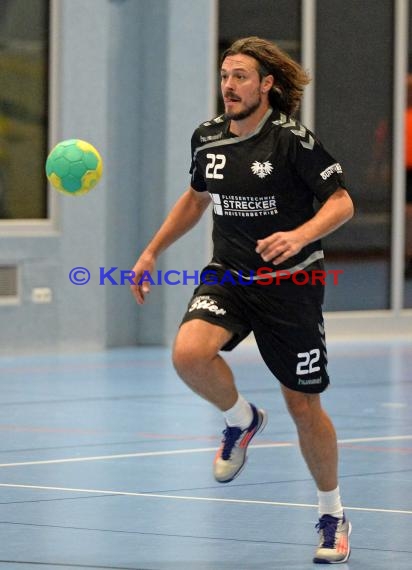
[130,36,354,564]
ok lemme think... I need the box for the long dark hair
[221,36,310,116]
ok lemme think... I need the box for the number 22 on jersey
[206,153,226,179]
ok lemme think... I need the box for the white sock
[223,394,253,429]
[317,486,344,519]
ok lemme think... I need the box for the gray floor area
[0,340,411,569]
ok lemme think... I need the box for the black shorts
[180,279,330,394]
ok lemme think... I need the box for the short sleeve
[189,131,207,192]
[289,129,348,203]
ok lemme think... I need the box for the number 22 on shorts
[296,349,321,375]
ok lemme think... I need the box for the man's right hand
[130,251,156,305]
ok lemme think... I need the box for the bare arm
[131,186,211,304]
[255,188,354,264]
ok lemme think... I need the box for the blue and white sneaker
[313,513,352,564]
[213,403,267,483]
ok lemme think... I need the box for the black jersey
[190,108,347,284]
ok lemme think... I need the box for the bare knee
[172,320,232,380]
[172,337,215,379]
[282,388,321,429]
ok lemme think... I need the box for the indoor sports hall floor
[0,338,411,569]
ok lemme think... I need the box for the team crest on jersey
[251,161,273,179]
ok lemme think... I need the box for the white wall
[0,0,216,353]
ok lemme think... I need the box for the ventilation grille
[0,266,18,296]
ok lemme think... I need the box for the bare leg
[281,385,338,491]
[172,319,237,411]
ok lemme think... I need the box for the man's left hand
[255,231,304,265]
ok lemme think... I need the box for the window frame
[0,0,60,236]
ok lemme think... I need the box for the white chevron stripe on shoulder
[273,114,314,150]
[300,134,315,150]
[291,125,307,137]
[272,112,288,125]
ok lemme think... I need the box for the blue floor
[0,340,411,569]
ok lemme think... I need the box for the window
[0,0,49,220]
[317,0,393,310]
[218,0,301,115]
[404,0,412,306]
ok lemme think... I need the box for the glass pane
[405,0,412,306]
[316,0,393,311]
[218,0,301,114]
[0,0,49,219]
[219,0,300,55]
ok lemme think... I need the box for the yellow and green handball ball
[45,139,103,195]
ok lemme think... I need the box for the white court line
[0,435,411,469]
[0,443,294,468]
[339,435,412,444]
[0,482,411,516]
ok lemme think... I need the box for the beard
[224,94,262,121]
